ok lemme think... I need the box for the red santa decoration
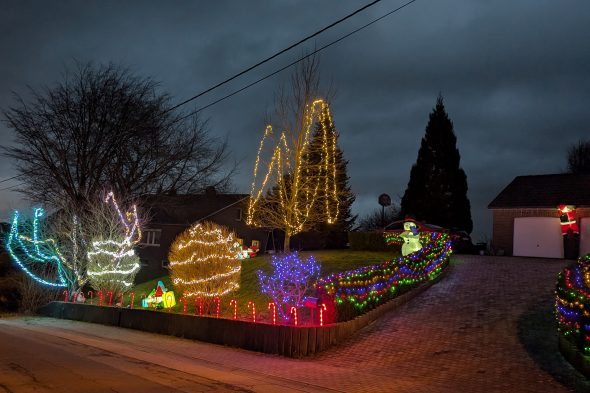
[558,205,579,235]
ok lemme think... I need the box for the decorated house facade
[135,188,271,282]
[488,174,590,259]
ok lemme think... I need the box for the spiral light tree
[169,221,241,311]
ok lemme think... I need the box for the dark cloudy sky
[1,0,589,241]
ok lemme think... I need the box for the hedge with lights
[169,221,241,299]
[316,231,452,322]
[555,254,590,355]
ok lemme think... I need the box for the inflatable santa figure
[558,205,579,235]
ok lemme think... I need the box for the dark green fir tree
[400,95,473,233]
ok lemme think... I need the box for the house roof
[140,192,248,226]
[488,174,590,209]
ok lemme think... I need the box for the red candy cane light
[98,290,103,306]
[118,293,124,308]
[195,297,203,316]
[230,299,237,320]
[180,296,187,314]
[63,290,68,302]
[107,291,113,306]
[320,304,327,326]
[290,306,298,326]
[248,301,256,323]
[87,290,93,305]
[215,297,220,318]
[268,302,276,325]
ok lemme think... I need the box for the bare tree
[567,139,590,174]
[2,62,232,211]
[247,56,341,251]
[357,205,401,231]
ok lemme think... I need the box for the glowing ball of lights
[169,221,240,298]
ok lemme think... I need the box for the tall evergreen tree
[400,95,473,233]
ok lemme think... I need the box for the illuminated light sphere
[86,192,141,294]
[169,221,241,298]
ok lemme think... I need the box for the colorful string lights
[555,254,590,355]
[169,221,241,298]
[316,231,452,322]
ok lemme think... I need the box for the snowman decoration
[400,221,423,256]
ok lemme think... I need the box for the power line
[177,0,418,120]
[166,0,383,113]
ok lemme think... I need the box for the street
[0,256,588,393]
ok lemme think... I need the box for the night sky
[1,0,589,241]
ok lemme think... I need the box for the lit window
[141,229,161,246]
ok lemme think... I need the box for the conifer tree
[400,95,473,233]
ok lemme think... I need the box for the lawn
[126,249,398,320]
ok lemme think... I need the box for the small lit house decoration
[5,208,77,290]
[169,221,241,298]
[558,205,579,235]
[142,280,176,308]
[258,252,321,322]
[555,254,590,355]
[400,221,423,256]
[87,192,141,293]
[316,229,452,322]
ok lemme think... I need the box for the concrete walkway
[1,256,588,392]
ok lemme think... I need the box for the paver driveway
[1,256,588,392]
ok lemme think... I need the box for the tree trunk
[283,233,291,253]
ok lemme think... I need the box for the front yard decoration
[87,192,142,293]
[258,252,321,322]
[142,280,176,309]
[317,230,452,322]
[558,204,579,234]
[169,221,241,298]
[6,208,76,290]
[555,254,590,355]
[400,221,423,256]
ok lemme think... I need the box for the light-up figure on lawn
[400,221,423,256]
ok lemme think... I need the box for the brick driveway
[2,256,589,392]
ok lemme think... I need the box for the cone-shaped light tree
[400,95,473,233]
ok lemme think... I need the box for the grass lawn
[126,249,398,320]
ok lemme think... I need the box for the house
[135,187,271,282]
[488,174,590,258]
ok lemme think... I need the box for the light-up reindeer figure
[86,192,142,292]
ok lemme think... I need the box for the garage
[513,217,564,258]
[581,217,590,257]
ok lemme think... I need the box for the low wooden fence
[38,268,448,358]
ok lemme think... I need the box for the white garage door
[581,218,590,257]
[513,217,563,258]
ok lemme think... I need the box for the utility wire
[166,0,383,113]
[178,0,417,120]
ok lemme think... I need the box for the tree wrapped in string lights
[258,252,321,321]
[169,221,241,301]
[6,208,78,294]
[86,192,141,294]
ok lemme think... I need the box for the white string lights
[169,221,241,298]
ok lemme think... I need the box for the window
[161,259,169,268]
[235,208,242,221]
[140,229,161,246]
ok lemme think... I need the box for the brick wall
[491,207,590,256]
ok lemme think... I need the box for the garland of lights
[316,231,452,321]
[169,221,241,298]
[555,254,590,355]
[247,99,340,234]
[86,192,141,290]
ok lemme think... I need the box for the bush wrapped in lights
[316,231,452,322]
[555,254,590,355]
[169,221,241,300]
